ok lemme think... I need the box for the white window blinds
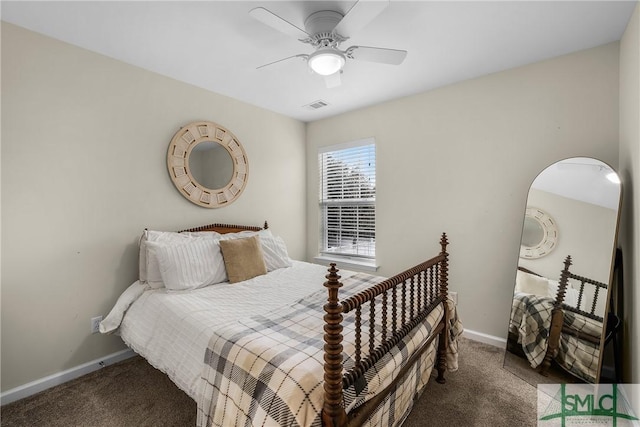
[319,140,376,259]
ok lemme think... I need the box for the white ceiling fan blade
[257,54,308,70]
[333,0,390,36]
[249,7,309,40]
[324,71,342,88]
[347,46,407,65]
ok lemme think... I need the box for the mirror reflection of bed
[503,157,622,386]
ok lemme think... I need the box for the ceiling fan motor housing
[304,10,344,42]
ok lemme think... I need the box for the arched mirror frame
[167,121,248,208]
[504,157,622,385]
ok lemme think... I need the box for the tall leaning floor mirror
[503,157,622,385]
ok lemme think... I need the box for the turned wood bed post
[540,255,571,376]
[322,264,348,427]
[435,233,449,384]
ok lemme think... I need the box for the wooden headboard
[178,221,268,234]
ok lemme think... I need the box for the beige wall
[619,1,640,406]
[306,43,620,341]
[0,23,307,391]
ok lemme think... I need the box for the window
[319,139,376,261]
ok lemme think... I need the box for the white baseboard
[0,348,136,406]
[463,329,507,349]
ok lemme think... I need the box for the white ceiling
[531,158,621,210]
[1,1,636,122]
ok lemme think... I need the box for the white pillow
[514,270,549,297]
[218,229,259,240]
[259,234,292,271]
[146,238,227,291]
[250,229,291,271]
[139,230,193,288]
[574,284,595,313]
[139,229,221,288]
[546,279,579,307]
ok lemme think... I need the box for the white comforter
[101,261,357,400]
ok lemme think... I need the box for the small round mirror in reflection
[189,141,234,190]
[521,216,544,247]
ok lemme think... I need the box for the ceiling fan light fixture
[308,49,345,76]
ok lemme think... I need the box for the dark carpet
[1,338,538,426]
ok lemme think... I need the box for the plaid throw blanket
[556,311,603,383]
[197,273,461,427]
[509,293,553,367]
[509,292,602,383]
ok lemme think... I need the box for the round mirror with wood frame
[519,207,558,259]
[167,121,248,208]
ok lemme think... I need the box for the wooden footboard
[322,233,450,427]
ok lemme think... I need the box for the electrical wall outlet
[91,316,103,334]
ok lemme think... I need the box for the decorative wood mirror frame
[519,207,558,259]
[167,121,248,208]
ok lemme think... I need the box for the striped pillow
[139,230,193,288]
[146,238,227,291]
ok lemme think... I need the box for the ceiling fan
[249,0,407,88]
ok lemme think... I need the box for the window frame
[317,138,377,268]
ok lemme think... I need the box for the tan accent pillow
[219,236,267,283]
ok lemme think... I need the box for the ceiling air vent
[304,100,329,110]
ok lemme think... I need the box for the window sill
[313,255,379,273]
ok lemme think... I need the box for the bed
[507,256,607,383]
[100,221,462,426]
